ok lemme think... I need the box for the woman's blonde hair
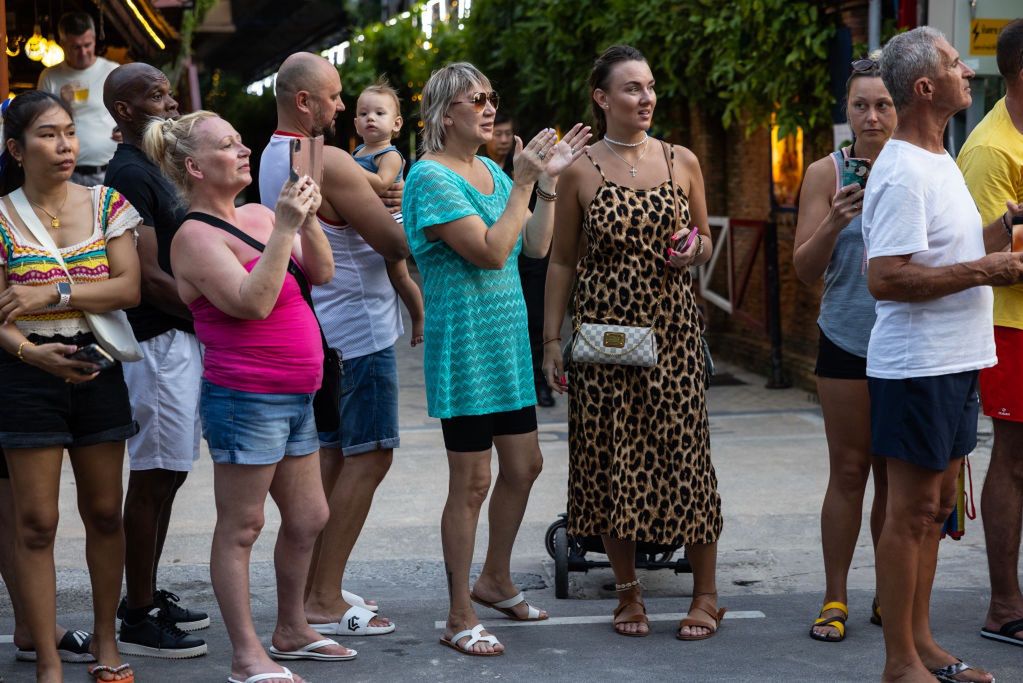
[419,62,491,155]
[141,110,219,199]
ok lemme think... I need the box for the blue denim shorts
[318,345,400,456]
[200,379,320,465]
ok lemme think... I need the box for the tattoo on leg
[445,562,454,597]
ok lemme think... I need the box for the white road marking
[434,610,765,629]
[0,634,12,643]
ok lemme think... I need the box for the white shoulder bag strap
[7,188,143,362]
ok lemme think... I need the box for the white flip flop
[439,624,503,657]
[342,589,379,613]
[310,604,396,636]
[269,638,357,661]
[227,667,293,683]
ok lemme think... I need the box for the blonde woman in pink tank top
[143,111,350,683]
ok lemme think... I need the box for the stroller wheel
[545,515,568,560]
[554,525,569,599]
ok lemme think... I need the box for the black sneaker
[117,609,208,659]
[153,590,210,631]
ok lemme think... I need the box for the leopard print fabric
[566,147,723,546]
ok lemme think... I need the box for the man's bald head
[103,62,179,145]
[104,62,167,123]
[274,52,344,137]
[275,52,336,100]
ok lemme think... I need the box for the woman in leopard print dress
[543,45,724,640]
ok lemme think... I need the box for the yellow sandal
[809,601,848,642]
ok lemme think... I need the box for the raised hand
[539,123,592,179]
[274,175,317,234]
[512,129,558,186]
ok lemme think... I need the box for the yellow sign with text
[970,19,1011,56]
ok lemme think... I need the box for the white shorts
[123,328,203,472]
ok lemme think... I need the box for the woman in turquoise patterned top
[403,62,589,656]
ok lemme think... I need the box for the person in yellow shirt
[957,17,1023,649]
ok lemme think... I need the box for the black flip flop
[980,618,1023,647]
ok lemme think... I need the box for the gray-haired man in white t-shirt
[863,26,1023,683]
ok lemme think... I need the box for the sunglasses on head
[452,91,500,112]
[851,58,878,73]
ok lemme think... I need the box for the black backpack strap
[184,210,315,309]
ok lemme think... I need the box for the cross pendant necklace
[603,138,649,177]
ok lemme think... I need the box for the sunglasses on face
[851,58,878,73]
[451,91,500,112]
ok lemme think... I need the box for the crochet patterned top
[0,185,140,337]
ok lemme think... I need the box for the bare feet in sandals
[471,576,548,621]
[678,592,726,640]
[442,609,505,655]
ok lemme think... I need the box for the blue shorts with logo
[868,370,979,472]
[200,379,320,465]
[319,345,400,456]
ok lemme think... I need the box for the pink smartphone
[682,227,700,251]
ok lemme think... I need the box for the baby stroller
[545,513,691,598]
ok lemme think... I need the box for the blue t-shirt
[403,156,535,418]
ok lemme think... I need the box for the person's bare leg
[6,447,65,683]
[441,449,502,654]
[304,450,342,604]
[472,432,546,620]
[602,536,647,636]
[679,541,720,638]
[149,470,187,595]
[122,468,185,608]
[981,419,1023,639]
[304,448,393,628]
[69,442,132,681]
[870,457,888,550]
[914,460,993,683]
[877,458,945,683]
[210,462,304,683]
[815,377,874,638]
[269,452,352,657]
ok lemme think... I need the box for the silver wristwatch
[55,282,71,308]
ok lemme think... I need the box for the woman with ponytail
[0,90,141,682]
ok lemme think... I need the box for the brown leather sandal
[613,600,650,637]
[677,592,726,641]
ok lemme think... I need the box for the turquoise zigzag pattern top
[404,156,535,419]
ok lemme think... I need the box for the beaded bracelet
[536,187,558,202]
[16,341,33,361]
[614,578,642,591]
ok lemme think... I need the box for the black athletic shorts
[815,327,867,380]
[440,406,538,452]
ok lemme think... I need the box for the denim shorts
[318,345,400,456]
[200,379,320,465]
[0,332,138,450]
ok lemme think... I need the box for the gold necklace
[603,137,650,177]
[27,187,69,229]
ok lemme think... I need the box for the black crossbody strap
[184,210,316,308]
[183,211,335,363]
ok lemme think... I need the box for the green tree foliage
[463,0,835,137]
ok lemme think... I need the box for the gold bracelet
[543,336,562,346]
[16,341,33,361]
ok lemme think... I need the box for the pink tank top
[190,259,323,394]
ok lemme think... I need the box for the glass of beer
[71,81,89,104]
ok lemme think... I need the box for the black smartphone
[841,157,871,189]
[68,343,115,373]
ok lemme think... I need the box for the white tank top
[258,133,402,359]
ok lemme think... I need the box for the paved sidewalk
[0,313,1018,682]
